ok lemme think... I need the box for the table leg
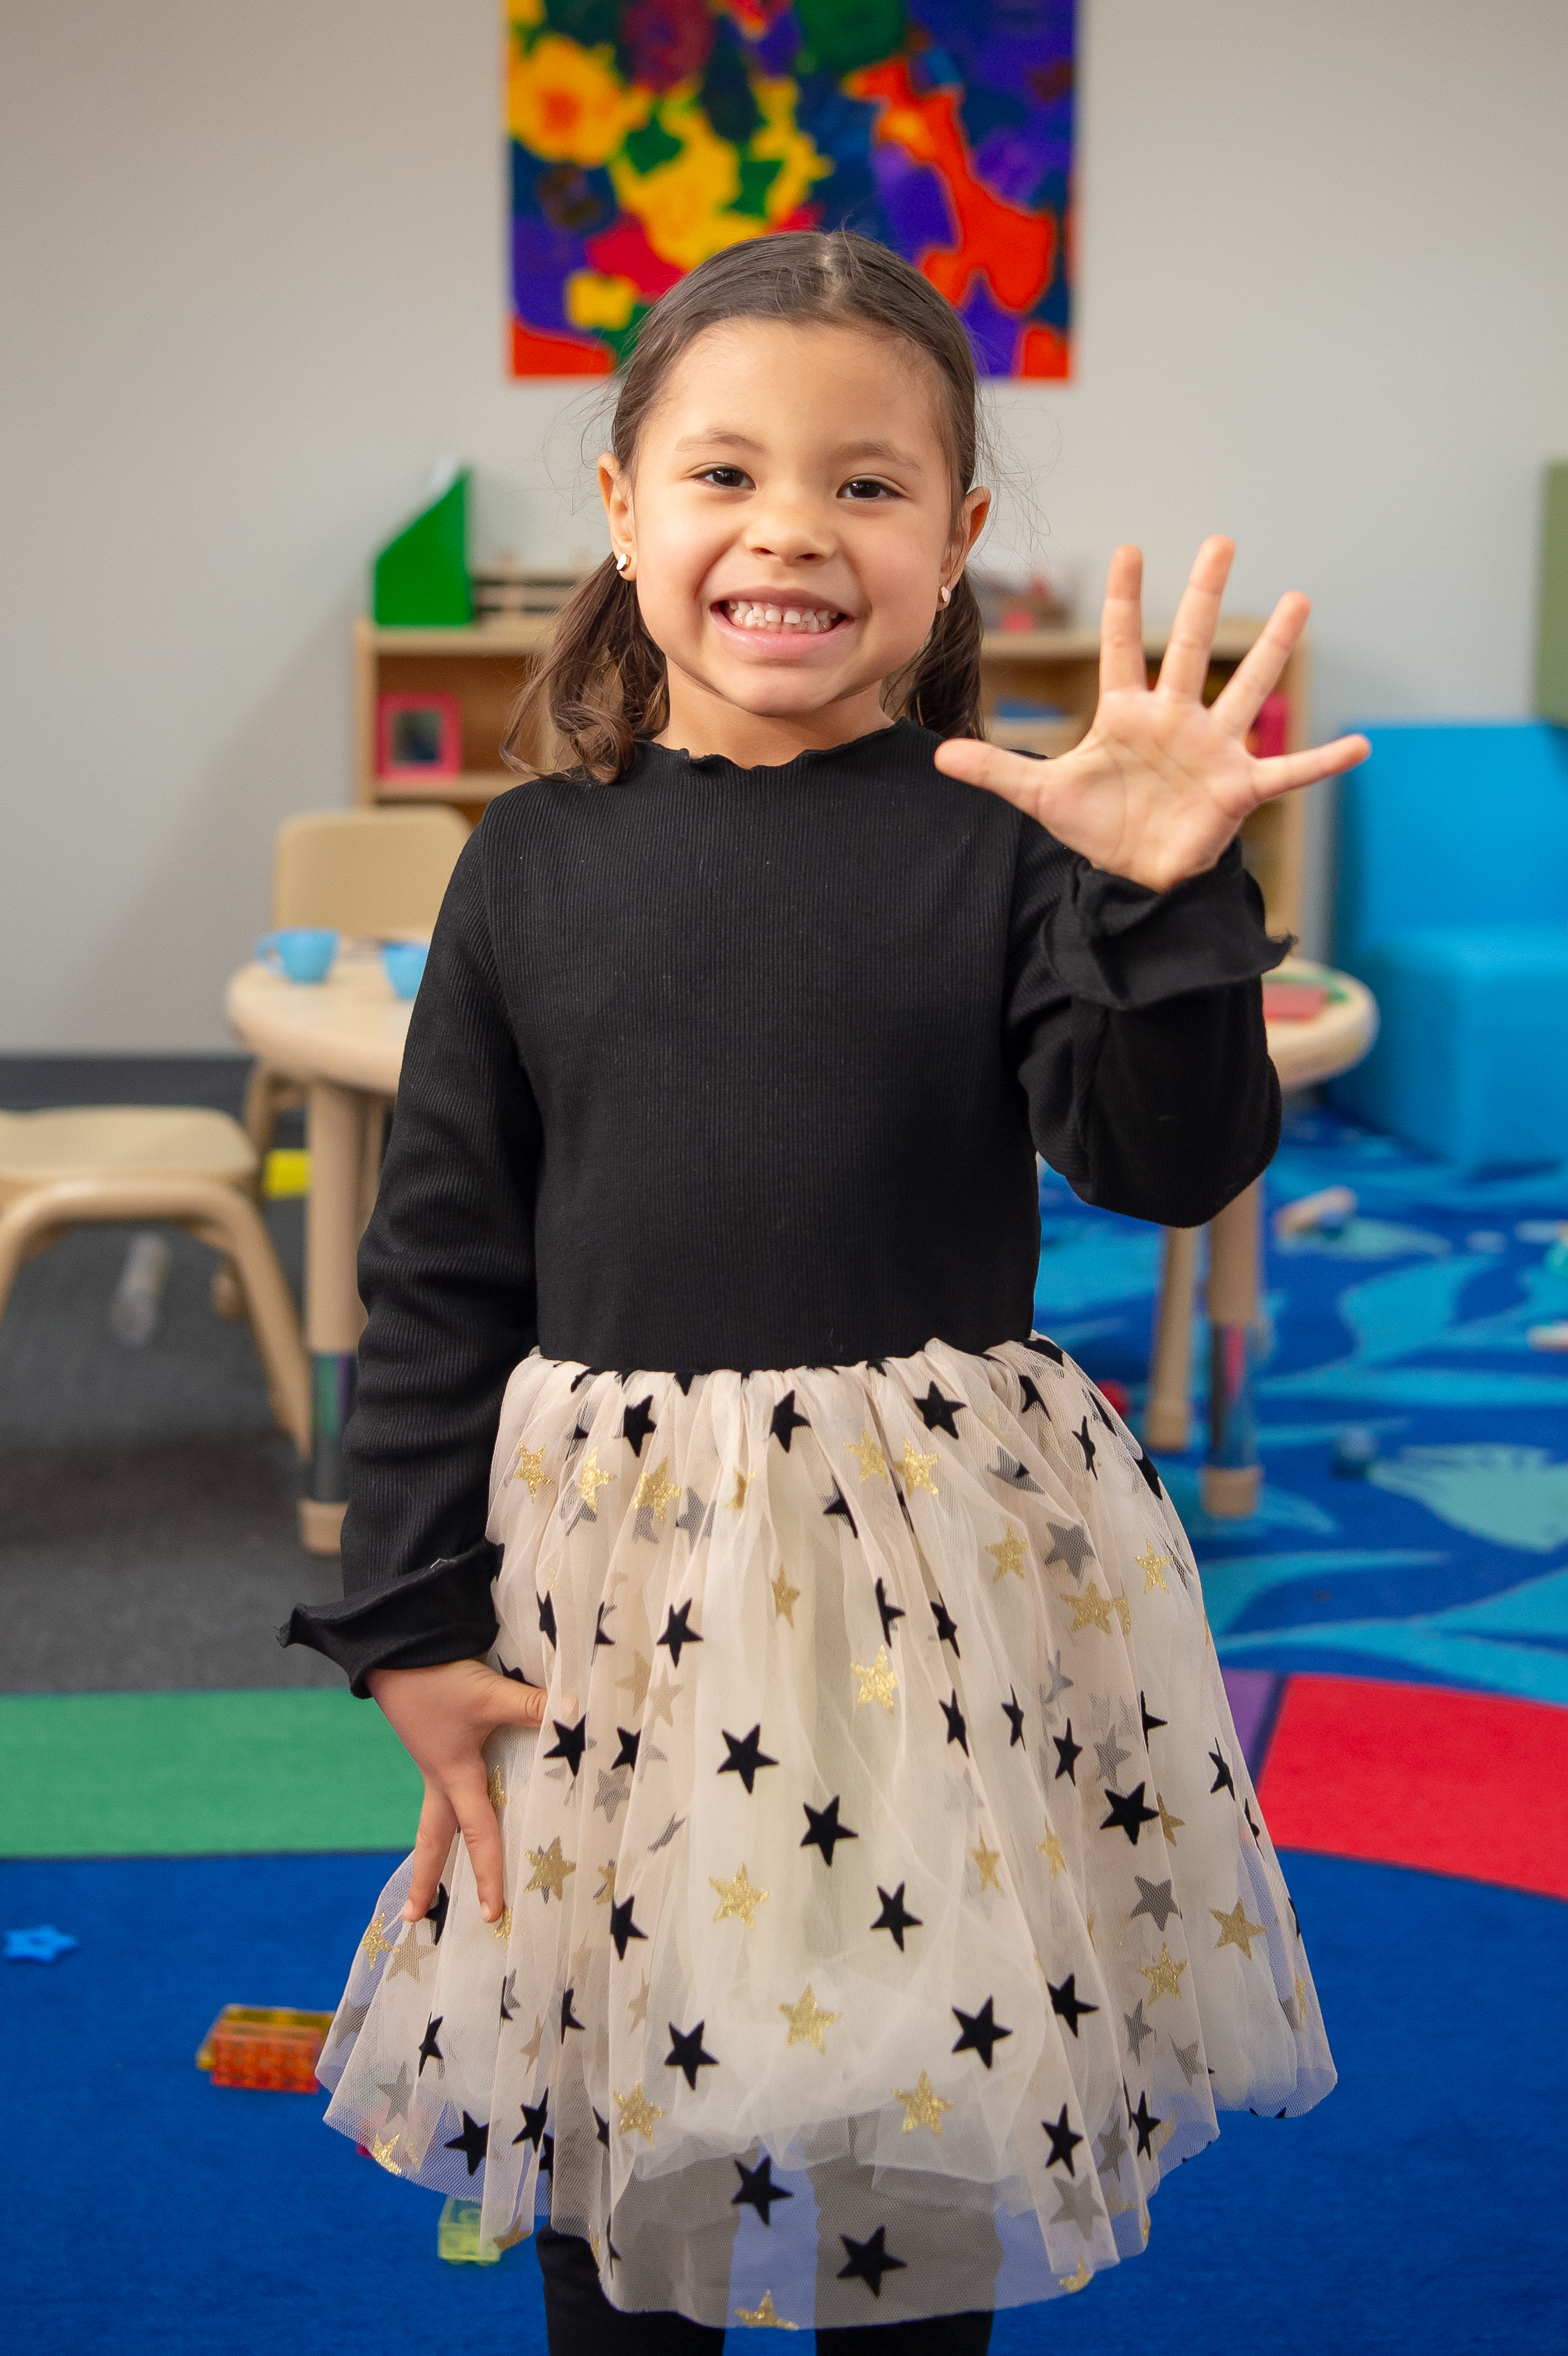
[299,1080,369,1556]
[1144,1226,1200,1454]
[1202,1178,1261,1519]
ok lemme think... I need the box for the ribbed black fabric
[283,721,1285,1685]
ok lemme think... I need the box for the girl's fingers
[1209,592,1311,737]
[449,1765,509,1924]
[1250,734,1371,802]
[403,1784,459,1922]
[1098,545,1147,696]
[475,1664,553,1731]
[933,736,1047,813]
[1156,536,1234,703]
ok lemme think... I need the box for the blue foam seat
[1332,722,1568,1165]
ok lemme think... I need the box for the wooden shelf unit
[355,613,1310,935]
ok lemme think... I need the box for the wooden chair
[0,1105,310,1455]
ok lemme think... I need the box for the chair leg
[195,1191,312,1459]
[1145,1225,1201,1454]
[0,1195,66,1327]
[214,1059,290,1320]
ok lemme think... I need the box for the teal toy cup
[256,927,338,983]
[381,941,428,1001]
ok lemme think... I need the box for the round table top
[227,953,1377,1103]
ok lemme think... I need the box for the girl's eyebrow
[671,427,925,472]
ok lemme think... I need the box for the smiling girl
[288,232,1357,2348]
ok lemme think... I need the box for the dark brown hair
[505,230,987,782]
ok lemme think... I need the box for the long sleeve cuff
[1045,840,1290,1011]
[278,1539,501,1699]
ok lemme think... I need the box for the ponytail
[885,572,986,745]
[503,558,669,785]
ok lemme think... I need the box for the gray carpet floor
[0,1057,346,1692]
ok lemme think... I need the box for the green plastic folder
[373,468,472,626]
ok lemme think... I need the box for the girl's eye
[841,477,897,502]
[696,465,752,490]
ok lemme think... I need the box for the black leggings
[536,2225,994,2354]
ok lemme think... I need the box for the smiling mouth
[717,599,848,634]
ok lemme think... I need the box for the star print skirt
[318,1339,1334,2328]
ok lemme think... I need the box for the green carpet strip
[0,1690,420,1858]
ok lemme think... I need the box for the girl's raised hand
[367,1657,554,1926]
[934,537,1368,892]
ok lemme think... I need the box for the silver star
[1173,2038,1204,2085]
[1130,1875,1179,1930]
[1043,1520,1094,1581]
[1050,2175,1100,2239]
[1040,1649,1075,1710]
[377,2061,413,2119]
[1123,2000,1156,2063]
[595,1768,630,1821]
[675,1488,712,1546]
[1094,1728,1132,1782]
[1096,2112,1129,2179]
[329,2001,369,2052]
[994,1452,1043,1491]
[648,1812,686,1852]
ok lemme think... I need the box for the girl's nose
[745,493,832,565]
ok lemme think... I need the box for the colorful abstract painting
[505,1,1074,379]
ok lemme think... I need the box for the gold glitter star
[494,2215,531,2253]
[711,1862,769,1929]
[492,1906,512,1942]
[1136,1542,1170,1593]
[1059,2256,1091,2292]
[1086,1912,1096,1948]
[590,2233,601,2263]
[1211,1897,1267,1960]
[627,1973,650,2029]
[616,1648,652,1715]
[1114,1595,1133,1634]
[360,1909,392,1966]
[1156,1793,1184,1845]
[578,1446,616,1507]
[851,1645,897,1711]
[523,1836,577,1904]
[594,1859,618,1907]
[369,2132,401,2175]
[1037,1826,1066,1881]
[521,2013,546,2068]
[844,1429,889,1482]
[386,1922,428,1983]
[1294,1973,1309,2019]
[1140,2212,1151,2246]
[1062,1583,1114,1632]
[634,1456,680,1522]
[897,1437,939,1495]
[515,1445,553,1498]
[779,1984,839,2052]
[772,1565,801,1626]
[1140,1943,1188,2004]
[614,2081,664,2145]
[487,1766,507,1812]
[728,1471,749,1510]
[893,2069,954,2135]
[735,2292,798,2329]
[970,1833,1003,1892]
[987,1529,1027,1581]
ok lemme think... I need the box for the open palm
[934,537,1368,893]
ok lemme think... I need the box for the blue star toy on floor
[4,1925,78,1963]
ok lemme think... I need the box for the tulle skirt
[318,1338,1334,2327]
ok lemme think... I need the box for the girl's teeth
[725,602,837,632]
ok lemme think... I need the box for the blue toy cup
[256,926,339,983]
[381,940,428,1001]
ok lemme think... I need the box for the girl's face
[599,320,988,758]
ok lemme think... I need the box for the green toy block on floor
[373,466,471,626]
[438,2195,503,2265]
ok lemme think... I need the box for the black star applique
[915,1382,962,1437]
[1100,1782,1160,1844]
[822,1479,858,1537]
[1042,2104,1084,2174]
[1289,1896,1302,1940]
[770,1391,809,1452]
[540,2132,554,2176]
[666,2019,719,2090]
[1209,1742,1236,1798]
[443,2111,488,2175]
[1130,2089,1162,2158]
[870,1882,923,1951]
[657,1600,702,1667]
[1246,1797,1264,1846]
[930,1594,960,1654]
[1048,1974,1098,2037]
[1089,1391,1117,1432]
[417,2015,444,2075]
[941,1690,969,1754]
[537,1589,558,1648]
[1029,1334,1066,1365]
[732,2152,793,2225]
[594,2107,609,2148]
[801,1795,858,1866]
[1053,1719,1083,1783]
[560,1986,584,2038]
[1073,1417,1098,1476]
[1017,1374,1048,1418]
[424,1881,449,1944]
[593,1601,615,1652]
[513,2092,548,2150]
[500,1969,517,2025]
[621,1396,657,1456]
[718,1724,778,1795]
[1141,1691,1167,1745]
[837,2225,906,2298]
[875,1576,906,1645]
[951,1996,1013,2070]
[569,1368,599,1392]
[609,1893,648,1962]
[499,1661,527,1683]
[612,1724,641,1772]
[1001,1687,1026,1747]
[1132,1442,1165,1501]
[544,1713,588,1777]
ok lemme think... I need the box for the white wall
[3,0,1565,1048]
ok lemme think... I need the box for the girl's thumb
[484,1668,553,1729]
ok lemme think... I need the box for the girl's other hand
[366,1657,554,1928]
[933,537,1369,893]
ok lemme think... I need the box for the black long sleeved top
[284,722,1285,1690]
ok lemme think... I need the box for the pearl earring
[939,583,952,606]
[615,550,629,574]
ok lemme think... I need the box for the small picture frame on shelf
[376,692,463,783]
